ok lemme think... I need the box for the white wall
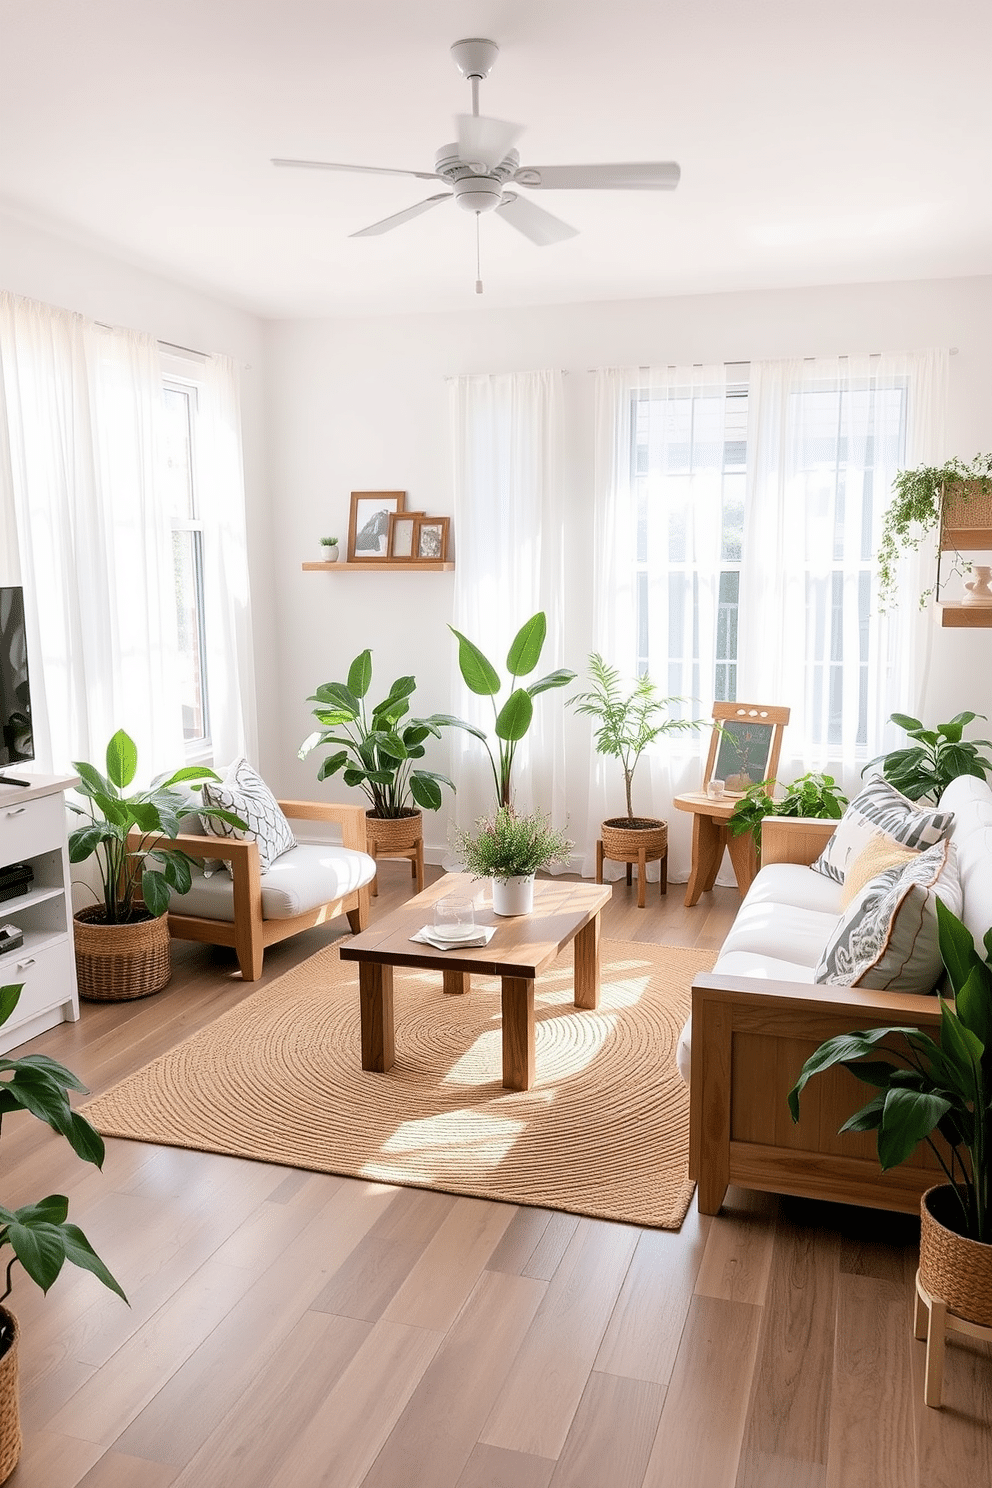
[0,208,279,768]
[267,275,992,862]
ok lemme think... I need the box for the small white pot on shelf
[320,544,340,563]
[491,873,535,916]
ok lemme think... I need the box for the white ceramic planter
[320,544,339,563]
[491,873,535,916]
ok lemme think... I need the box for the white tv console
[0,773,80,1052]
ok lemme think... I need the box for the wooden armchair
[138,800,373,982]
[688,816,944,1216]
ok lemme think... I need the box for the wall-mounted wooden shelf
[938,604,992,628]
[302,561,454,572]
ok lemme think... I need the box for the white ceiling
[2,0,991,320]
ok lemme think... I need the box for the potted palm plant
[299,650,456,868]
[0,981,126,1482]
[69,730,241,1001]
[568,652,703,880]
[452,806,572,915]
[789,898,992,1336]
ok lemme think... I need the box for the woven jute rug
[82,938,715,1229]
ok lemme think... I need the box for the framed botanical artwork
[412,515,450,563]
[387,511,425,560]
[347,491,406,561]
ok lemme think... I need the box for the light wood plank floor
[4,865,990,1487]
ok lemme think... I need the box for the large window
[161,379,210,750]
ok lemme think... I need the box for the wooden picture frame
[387,511,425,560]
[412,515,450,563]
[348,492,406,561]
[704,703,791,793]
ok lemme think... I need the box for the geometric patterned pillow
[810,777,954,885]
[814,839,961,995]
[200,758,297,873]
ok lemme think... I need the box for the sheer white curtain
[447,370,568,839]
[741,350,947,792]
[586,364,733,882]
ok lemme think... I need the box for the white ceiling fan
[273,38,680,292]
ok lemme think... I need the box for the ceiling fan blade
[272,158,440,182]
[349,193,453,238]
[456,114,524,171]
[513,161,681,191]
[495,192,578,247]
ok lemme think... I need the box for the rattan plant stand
[596,818,668,909]
[913,1184,992,1407]
[365,809,424,898]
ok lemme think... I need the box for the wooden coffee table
[339,873,612,1091]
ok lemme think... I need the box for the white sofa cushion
[720,900,841,970]
[168,843,375,922]
[810,778,954,885]
[740,862,845,916]
[814,838,961,994]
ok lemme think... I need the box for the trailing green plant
[567,653,703,821]
[877,454,992,610]
[446,613,575,808]
[68,730,241,923]
[0,982,126,1343]
[863,711,992,804]
[452,806,573,881]
[728,771,849,855]
[788,898,991,1244]
[300,651,455,817]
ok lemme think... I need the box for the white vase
[491,873,535,916]
[963,565,992,604]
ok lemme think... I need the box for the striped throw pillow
[811,778,953,885]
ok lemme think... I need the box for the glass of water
[433,894,476,938]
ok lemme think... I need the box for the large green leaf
[347,650,373,699]
[494,689,534,743]
[889,712,924,734]
[128,801,162,833]
[140,869,171,919]
[938,1000,984,1104]
[449,628,501,696]
[68,823,115,863]
[506,612,546,677]
[316,751,349,781]
[311,681,361,715]
[376,732,408,763]
[877,1087,952,1169]
[0,985,22,1027]
[59,1223,127,1302]
[527,668,577,698]
[428,713,489,743]
[3,1218,66,1291]
[788,1027,915,1121]
[409,774,442,810]
[105,730,138,790]
[838,1093,886,1133]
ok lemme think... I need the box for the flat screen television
[0,586,34,783]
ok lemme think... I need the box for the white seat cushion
[169,844,375,922]
[719,900,841,970]
[741,863,845,916]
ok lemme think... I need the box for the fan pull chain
[475,213,483,295]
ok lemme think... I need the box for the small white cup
[706,778,726,799]
[433,894,476,937]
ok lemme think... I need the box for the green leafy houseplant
[299,651,455,816]
[447,613,575,808]
[863,711,992,804]
[0,982,126,1344]
[452,807,573,881]
[728,771,849,856]
[567,653,702,821]
[788,899,990,1244]
[876,454,992,610]
[68,730,240,921]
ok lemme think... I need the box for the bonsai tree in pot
[863,711,992,804]
[299,650,456,869]
[68,730,241,1001]
[789,898,991,1336]
[452,806,572,916]
[876,453,992,610]
[728,771,849,863]
[0,981,126,1481]
[446,612,575,808]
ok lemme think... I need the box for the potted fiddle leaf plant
[452,806,572,916]
[863,711,992,804]
[568,652,703,892]
[0,981,126,1483]
[788,898,992,1334]
[299,650,456,872]
[446,612,575,808]
[68,730,242,1001]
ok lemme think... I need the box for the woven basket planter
[73,905,171,1001]
[0,1309,20,1485]
[365,809,423,854]
[940,479,992,547]
[919,1184,992,1329]
[601,817,668,861]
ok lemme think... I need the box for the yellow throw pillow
[839,832,920,908]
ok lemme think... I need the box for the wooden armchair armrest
[129,829,260,867]
[760,816,837,867]
[691,970,943,1024]
[277,800,369,853]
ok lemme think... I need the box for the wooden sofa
[688,816,945,1216]
[143,800,372,982]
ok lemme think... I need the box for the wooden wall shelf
[938,605,992,628]
[302,560,454,572]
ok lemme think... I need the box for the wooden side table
[673,792,757,907]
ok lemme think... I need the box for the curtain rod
[587,349,958,373]
[94,322,208,359]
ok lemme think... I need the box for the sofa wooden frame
[134,800,370,983]
[689,815,945,1216]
